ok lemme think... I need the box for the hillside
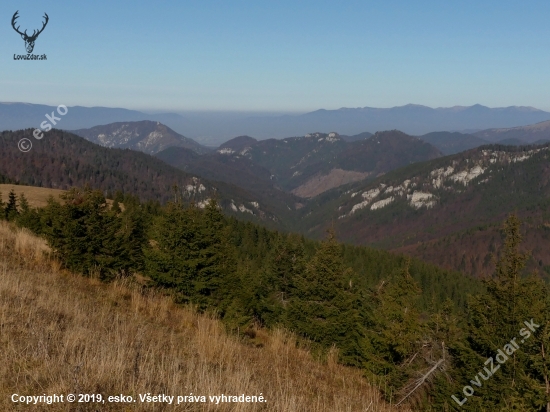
[4,180,489,409]
[290,131,441,198]
[340,131,373,142]
[156,146,304,222]
[72,120,210,155]
[0,222,404,412]
[0,184,65,208]
[0,129,287,227]
[473,120,550,143]
[8,180,550,409]
[418,131,488,155]
[153,146,201,166]
[302,143,550,276]
[394,220,550,279]
[212,131,442,197]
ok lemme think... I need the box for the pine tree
[18,193,29,213]
[144,199,237,312]
[41,188,121,277]
[5,189,18,221]
[287,229,364,366]
[244,233,306,327]
[456,214,550,409]
[195,199,238,310]
[363,259,426,399]
[111,199,122,214]
[0,192,4,221]
[15,193,43,233]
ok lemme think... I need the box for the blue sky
[1,0,550,112]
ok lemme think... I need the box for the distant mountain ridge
[72,121,210,155]
[473,120,550,144]
[239,104,550,140]
[3,102,550,146]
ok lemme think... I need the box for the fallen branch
[396,358,444,406]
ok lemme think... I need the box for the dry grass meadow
[0,185,121,210]
[0,221,411,411]
[0,185,66,208]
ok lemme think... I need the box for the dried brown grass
[0,221,410,411]
[0,184,66,208]
[0,185,120,210]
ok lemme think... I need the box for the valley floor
[0,222,409,411]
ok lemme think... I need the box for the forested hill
[204,130,442,197]
[4,185,549,409]
[0,129,288,227]
[303,143,550,276]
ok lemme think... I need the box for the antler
[11,11,27,37]
[37,13,49,36]
[30,13,49,39]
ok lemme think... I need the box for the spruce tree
[0,192,4,221]
[246,233,306,327]
[18,193,29,213]
[144,199,237,312]
[196,199,238,311]
[144,202,198,293]
[455,214,550,409]
[111,199,122,214]
[287,229,364,366]
[5,189,18,221]
[363,259,426,399]
[41,188,120,277]
[15,193,43,233]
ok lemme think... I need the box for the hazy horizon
[3,101,549,117]
[2,1,550,112]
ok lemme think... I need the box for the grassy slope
[0,184,66,208]
[0,222,410,412]
[0,184,124,211]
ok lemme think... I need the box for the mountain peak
[303,132,341,142]
[219,135,258,152]
[72,120,209,155]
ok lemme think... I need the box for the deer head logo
[11,11,49,54]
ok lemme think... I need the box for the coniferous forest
[2,186,549,410]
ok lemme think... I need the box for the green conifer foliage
[0,192,4,221]
[39,187,146,278]
[5,189,18,221]
[15,193,42,233]
[144,199,237,312]
[287,229,364,366]
[243,233,306,327]
[111,199,122,214]
[18,193,29,212]
[144,202,201,292]
[363,259,426,398]
[456,214,550,409]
